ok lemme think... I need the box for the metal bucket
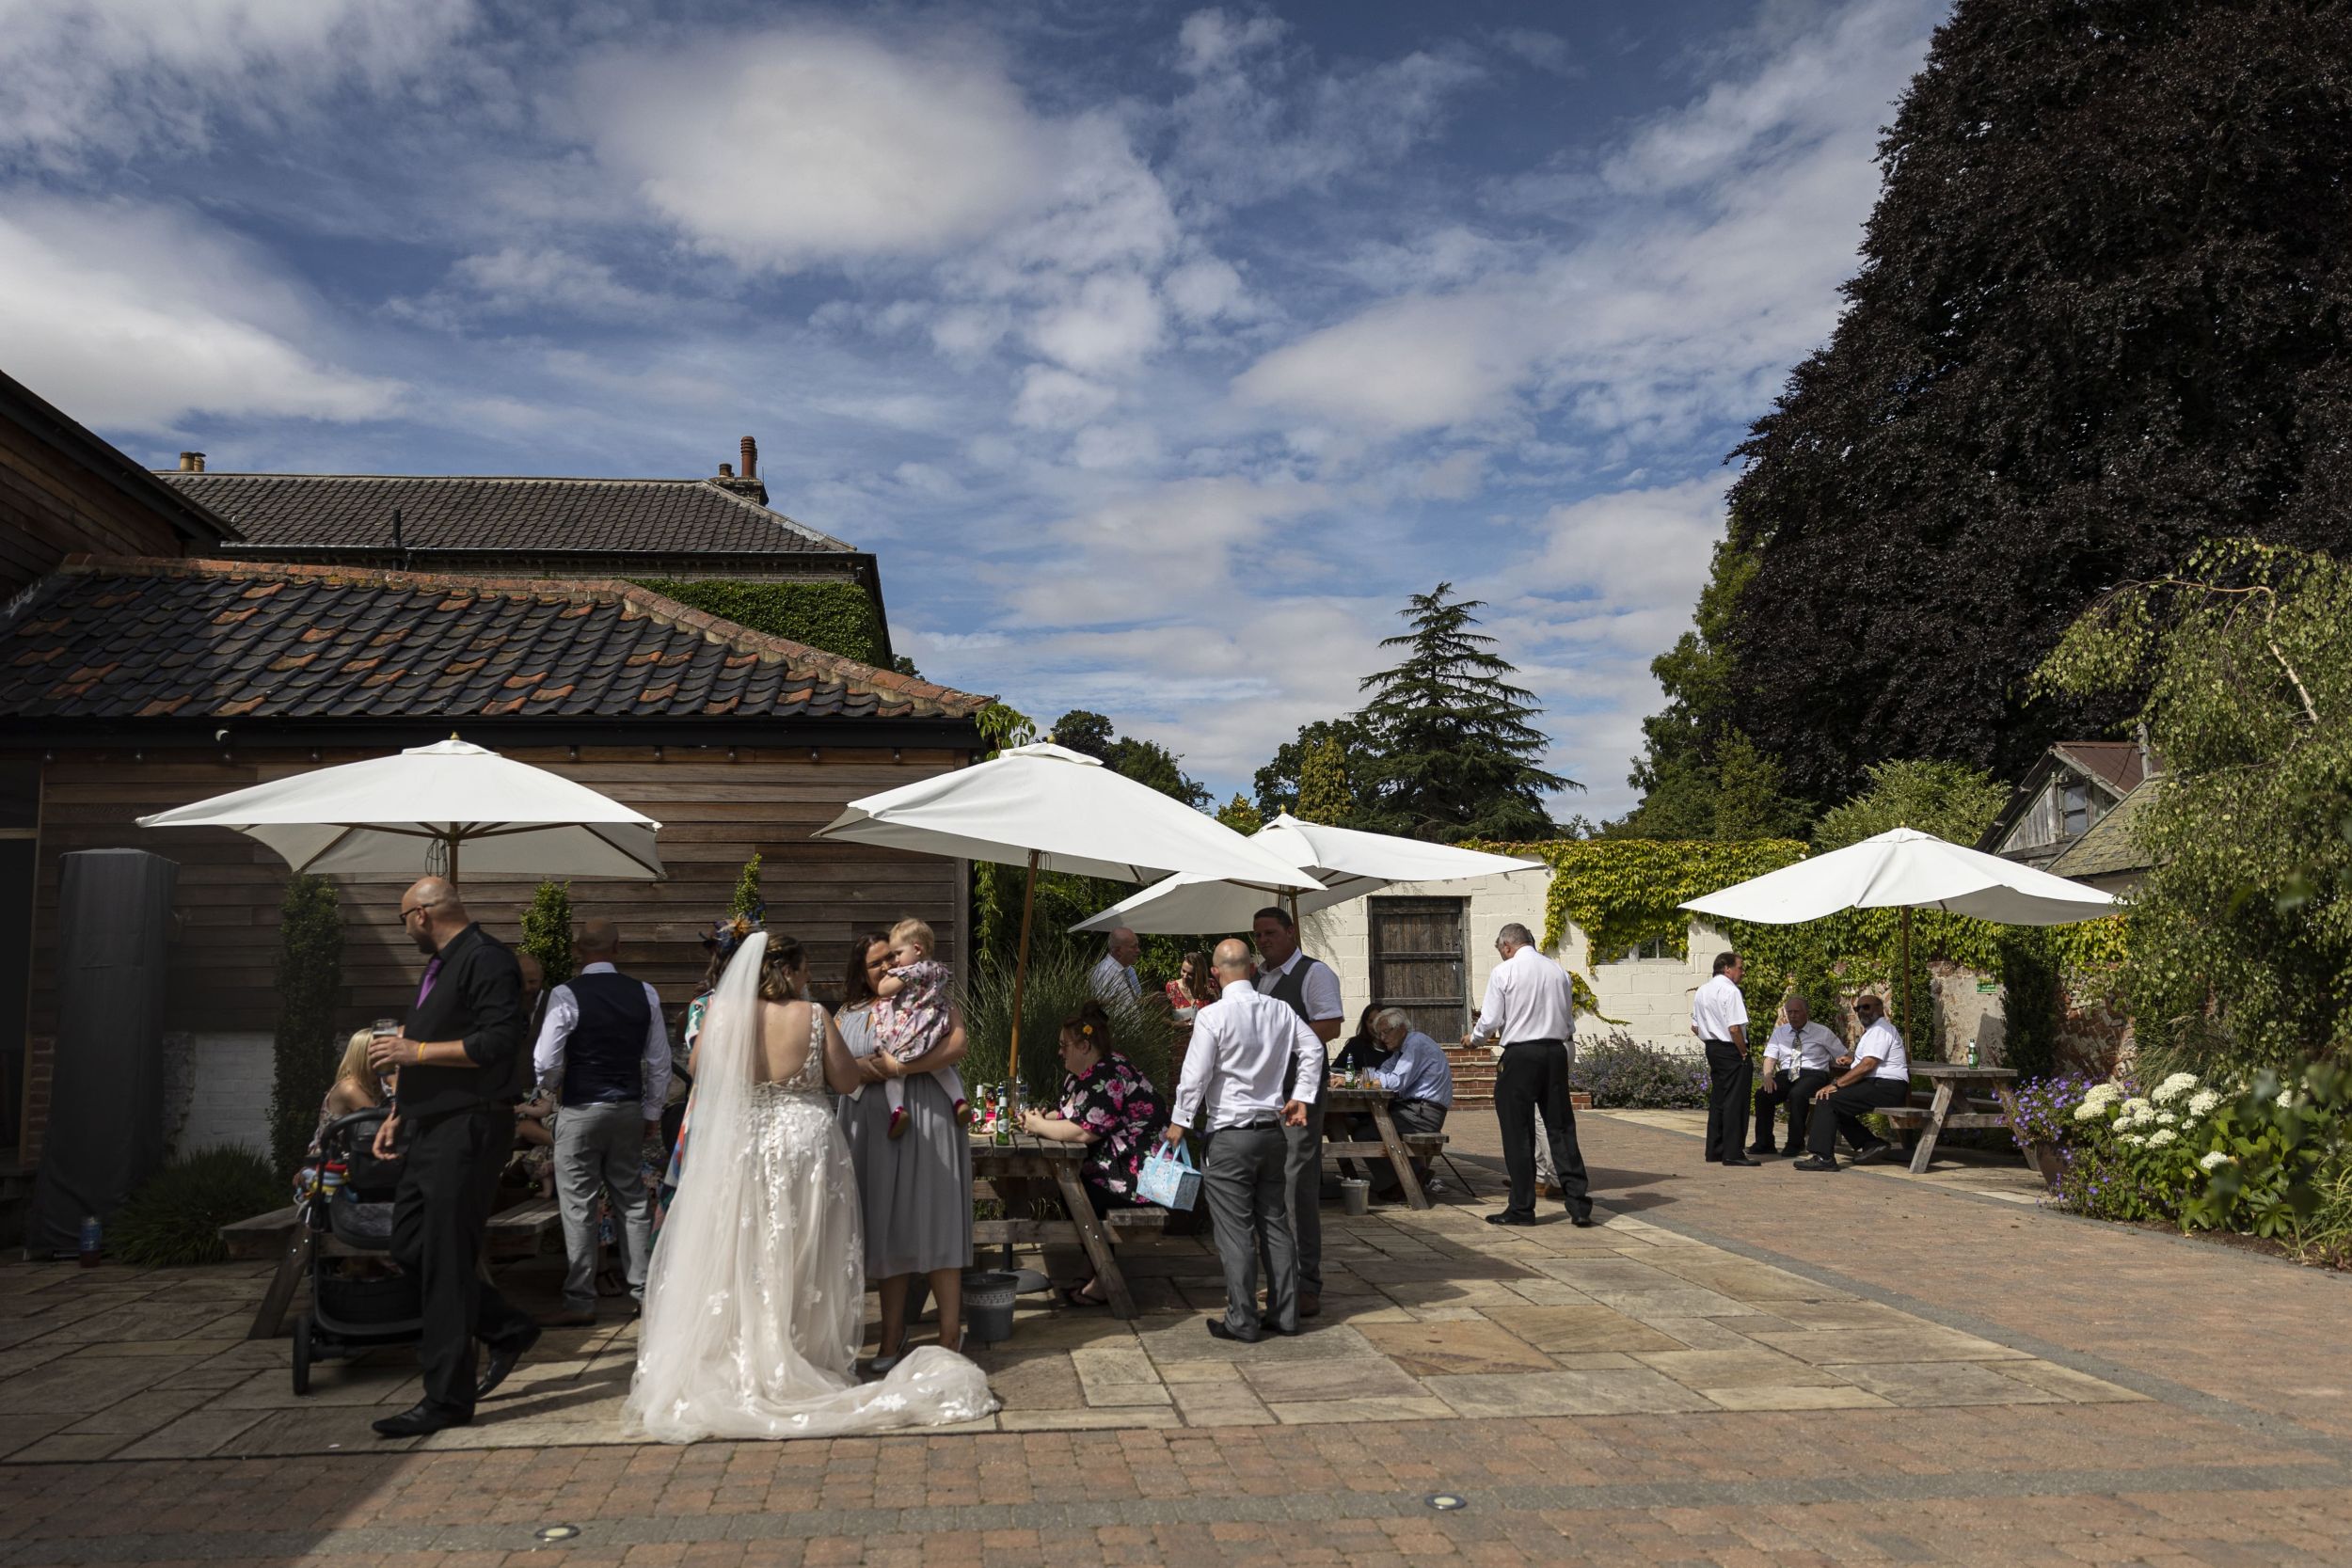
[962,1269,1021,1343]
[1339,1178,1371,1216]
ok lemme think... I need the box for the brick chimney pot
[740,436,757,480]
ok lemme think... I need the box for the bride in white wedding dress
[623,931,997,1441]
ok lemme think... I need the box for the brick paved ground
[0,1111,2345,1566]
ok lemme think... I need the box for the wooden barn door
[1368,896,1468,1041]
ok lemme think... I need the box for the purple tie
[416,954,443,1006]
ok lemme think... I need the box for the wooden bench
[225,1198,563,1339]
[1879,1066,2020,1173]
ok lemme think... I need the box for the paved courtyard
[0,1109,2344,1565]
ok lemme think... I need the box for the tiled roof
[2046,779,2161,879]
[156,473,852,556]
[2050,740,2146,798]
[0,558,984,724]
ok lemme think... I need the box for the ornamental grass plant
[111,1147,284,1267]
[958,945,1175,1107]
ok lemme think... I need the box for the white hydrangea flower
[2199,1150,2234,1172]
[2152,1072,2200,1105]
[2277,1089,2299,1110]
[2155,1111,2180,1126]
[2149,1129,2177,1147]
[2186,1089,2222,1117]
[2082,1082,2122,1105]
[2119,1132,2146,1148]
[2074,1101,2106,1123]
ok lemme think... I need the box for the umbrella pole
[1900,906,1914,1054]
[1005,849,1040,1271]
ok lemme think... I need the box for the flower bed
[1569,1032,1711,1110]
[2017,1062,2352,1268]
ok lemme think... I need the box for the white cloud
[577,26,1055,271]
[0,198,403,430]
[389,245,657,326]
[1227,0,1939,447]
[1012,367,1119,431]
[1012,476,1328,624]
[1168,8,1484,207]
[1521,475,1728,609]
[0,0,476,164]
[1025,272,1166,375]
[1163,257,1253,323]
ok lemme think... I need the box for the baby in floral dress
[868,917,968,1136]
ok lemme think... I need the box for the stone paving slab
[0,1191,2154,1462]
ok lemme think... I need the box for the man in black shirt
[366,877,540,1436]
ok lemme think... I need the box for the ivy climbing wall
[631,578,888,667]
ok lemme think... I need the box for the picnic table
[1880,1064,2021,1174]
[968,1132,1163,1320]
[220,1197,562,1340]
[1318,1085,1436,1211]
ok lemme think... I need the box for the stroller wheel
[292,1317,311,1397]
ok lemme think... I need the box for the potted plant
[2005,1074,2091,1193]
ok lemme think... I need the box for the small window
[2061,783,2090,836]
[1613,937,1671,963]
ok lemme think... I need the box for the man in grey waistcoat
[1166,940,1325,1342]
[530,919,671,1325]
[1250,907,1343,1318]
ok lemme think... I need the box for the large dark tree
[1251,716,1378,822]
[1354,583,1576,842]
[1708,0,2352,805]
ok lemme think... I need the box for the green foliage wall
[269,876,343,1179]
[634,578,887,667]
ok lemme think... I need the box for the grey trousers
[1206,1123,1297,1338]
[553,1101,653,1311]
[1257,1102,1324,1297]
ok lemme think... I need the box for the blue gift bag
[1136,1141,1201,1212]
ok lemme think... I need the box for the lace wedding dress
[623,932,997,1441]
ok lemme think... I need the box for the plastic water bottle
[1967,1038,1979,1068]
[77,1214,101,1268]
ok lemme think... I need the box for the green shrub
[635,579,886,666]
[1995,931,2060,1080]
[520,879,575,988]
[1568,1033,1711,1109]
[112,1148,284,1267]
[269,875,343,1180]
[958,944,1174,1107]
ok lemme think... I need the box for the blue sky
[0,0,1946,818]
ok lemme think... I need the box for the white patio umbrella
[136,737,665,882]
[1072,812,1545,935]
[814,743,1325,1056]
[1677,826,2115,1037]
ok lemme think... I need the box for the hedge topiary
[269,875,343,1180]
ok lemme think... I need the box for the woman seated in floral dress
[1019,1000,1167,1307]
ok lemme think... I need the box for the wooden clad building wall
[0,418,204,601]
[24,744,970,1041]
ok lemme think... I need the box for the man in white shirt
[1167,939,1325,1341]
[531,919,671,1325]
[1089,927,1144,1008]
[1250,907,1344,1317]
[1794,993,1913,1171]
[1749,994,1843,1158]
[1690,952,1762,1168]
[1463,924,1593,1227]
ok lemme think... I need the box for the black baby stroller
[290,1106,420,1395]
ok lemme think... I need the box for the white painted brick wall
[1298,869,1719,1059]
[166,1032,275,1158]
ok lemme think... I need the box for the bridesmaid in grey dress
[835,932,975,1370]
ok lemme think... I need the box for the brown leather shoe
[1298,1292,1321,1319]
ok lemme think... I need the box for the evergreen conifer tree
[1353,583,1574,842]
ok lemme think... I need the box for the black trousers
[1808,1076,1914,1160]
[1493,1040,1590,1220]
[1702,1039,1753,1163]
[390,1105,537,1417]
[1752,1068,1836,1153]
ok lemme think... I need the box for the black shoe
[1791,1156,1840,1172]
[1486,1212,1537,1227]
[1256,1318,1302,1337]
[1721,1157,1764,1167]
[1207,1320,1262,1343]
[373,1402,470,1439]
[1780,1148,1804,1159]
[1744,1145,1776,1157]
[476,1323,542,1402]
[1568,1211,1596,1227]
[1850,1141,1896,1166]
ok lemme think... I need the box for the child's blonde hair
[889,918,935,956]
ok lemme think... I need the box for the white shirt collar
[580,960,617,974]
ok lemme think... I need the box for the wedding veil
[622,931,997,1441]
